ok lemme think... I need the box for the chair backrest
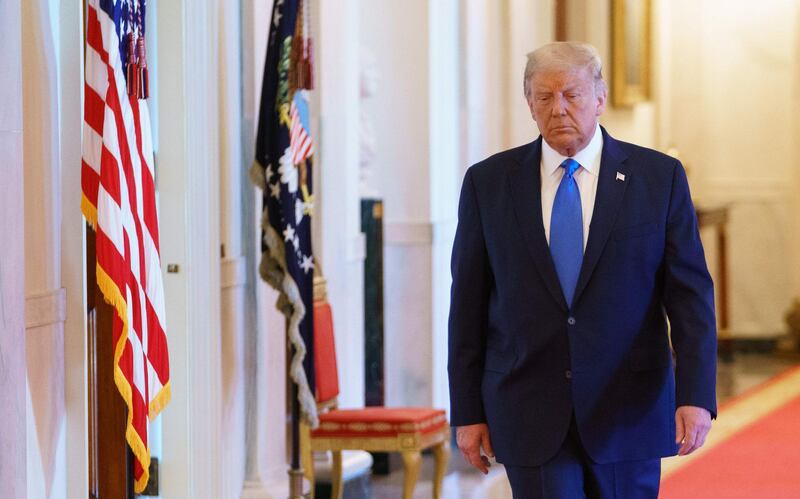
[313,300,340,406]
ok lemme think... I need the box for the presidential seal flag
[81,0,170,491]
[251,0,318,427]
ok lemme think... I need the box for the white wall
[360,0,438,408]
[664,0,800,337]
[318,0,365,411]
[0,0,27,496]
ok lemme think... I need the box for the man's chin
[544,135,580,154]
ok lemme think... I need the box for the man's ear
[595,90,607,116]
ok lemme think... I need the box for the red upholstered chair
[301,297,451,499]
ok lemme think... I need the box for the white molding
[25,288,66,329]
[57,0,89,497]
[384,222,434,246]
[221,256,248,289]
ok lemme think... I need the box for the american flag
[289,91,314,165]
[81,0,170,491]
[251,0,318,427]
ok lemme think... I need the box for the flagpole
[288,344,309,499]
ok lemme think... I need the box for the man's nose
[551,96,567,116]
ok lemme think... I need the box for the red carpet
[660,393,800,498]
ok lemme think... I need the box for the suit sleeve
[448,167,491,426]
[662,161,718,418]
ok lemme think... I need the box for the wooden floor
[369,351,800,499]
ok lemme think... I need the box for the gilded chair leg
[432,439,451,499]
[331,450,344,499]
[401,450,423,499]
[300,423,315,499]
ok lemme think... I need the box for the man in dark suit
[448,42,717,498]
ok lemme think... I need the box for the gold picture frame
[610,0,652,107]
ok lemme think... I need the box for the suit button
[565,370,573,379]
[567,317,576,325]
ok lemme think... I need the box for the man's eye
[566,93,580,100]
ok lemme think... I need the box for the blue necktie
[550,158,583,307]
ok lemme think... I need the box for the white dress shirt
[540,124,604,250]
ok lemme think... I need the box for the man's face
[527,67,606,157]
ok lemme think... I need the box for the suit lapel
[572,128,630,305]
[507,138,569,311]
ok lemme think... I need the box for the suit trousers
[504,416,660,499]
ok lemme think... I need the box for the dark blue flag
[251,0,318,427]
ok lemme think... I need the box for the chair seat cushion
[312,407,447,439]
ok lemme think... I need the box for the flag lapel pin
[616,172,626,182]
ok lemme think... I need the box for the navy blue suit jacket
[448,128,717,466]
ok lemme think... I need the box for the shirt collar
[541,123,603,177]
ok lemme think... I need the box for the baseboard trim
[718,336,782,355]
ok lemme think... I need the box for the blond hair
[523,42,607,97]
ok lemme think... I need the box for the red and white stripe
[289,99,313,165]
[81,0,170,492]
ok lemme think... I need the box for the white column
[429,0,461,411]
[462,0,506,166]
[506,0,553,147]
[157,0,223,496]
[240,1,292,496]
[0,0,26,496]
[218,0,248,496]
[21,0,68,496]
